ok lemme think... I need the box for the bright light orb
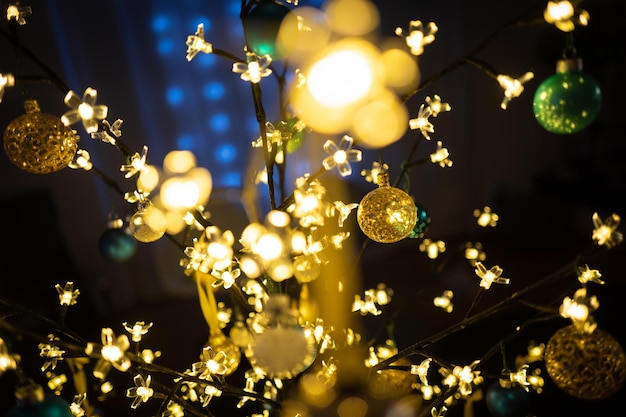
[307,46,376,108]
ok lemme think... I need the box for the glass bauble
[357,183,417,243]
[244,294,317,379]
[533,58,601,134]
[544,325,626,400]
[129,205,166,243]
[243,0,291,59]
[98,227,137,263]
[486,382,530,417]
[3,100,78,173]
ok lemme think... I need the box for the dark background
[1,0,625,416]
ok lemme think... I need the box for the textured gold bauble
[544,325,626,400]
[3,100,78,174]
[357,184,417,243]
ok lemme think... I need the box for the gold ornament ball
[3,100,78,174]
[357,185,417,243]
[203,333,241,376]
[544,325,626,400]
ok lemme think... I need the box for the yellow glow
[545,1,574,22]
[306,40,379,108]
[337,396,368,417]
[165,209,185,234]
[270,260,293,281]
[78,102,94,120]
[382,47,419,91]
[352,93,408,148]
[277,7,331,61]
[325,0,380,36]
[137,165,160,193]
[160,177,200,210]
[188,167,213,205]
[163,150,196,174]
[255,233,284,260]
[101,345,123,362]
[240,256,261,278]
[267,210,291,228]
[144,206,167,235]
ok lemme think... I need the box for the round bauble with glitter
[6,382,73,417]
[486,382,530,417]
[532,58,602,134]
[244,294,317,379]
[242,0,291,59]
[128,205,166,243]
[544,325,626,400]
[3,100,78,174]
[98,226,137,263]
[357,173,417,243]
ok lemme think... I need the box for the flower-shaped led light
[0,337,18,374]
[70,393,87,417]
[430,140,453,167]
[6,4,31,25]
[474,262,509,289]
[61,88,108,134]
[0,73,14,102]
[123,321,154,343]
[181,226,235,276]
[497,72,534,110]
[55,281,80,306]
[441,361,483,398]
[409,104,434,139]
[126,374,154,409]
[290,176,333,228]
[577,264,604,285]
[186,23,213,61]
[395,20,438,56]
[93,327,131,372]
[474,206,499,227]
[322,135,362,176]
[464,242,486,265]
[592,212,623,248]
[434,290,454,313]
[233,53,272,83]
[120,145,150,178]
[419,238,446,259]
[211,262,241,289]
[68,149,93,171]
[91,119,123,144]
[333,200,358,227]
[559,287,599,332]
[425,95,451,117]
[544,1,589,32]
[192,346,230,378]
[38,334,65,371]
[361,161,389,184]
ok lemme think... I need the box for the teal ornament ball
[243,0,291,59]
[408,203,430,239]
[533,58,601,134]
[486,382,530,417]
[98,227,137,263]
[6,394,73,417]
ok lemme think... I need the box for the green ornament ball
[98,227,137,263]
[6,394,73,417]
[243,0,291,59]
[532,58,602,135]
[408,203,430,239]
[486,382,530,417]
